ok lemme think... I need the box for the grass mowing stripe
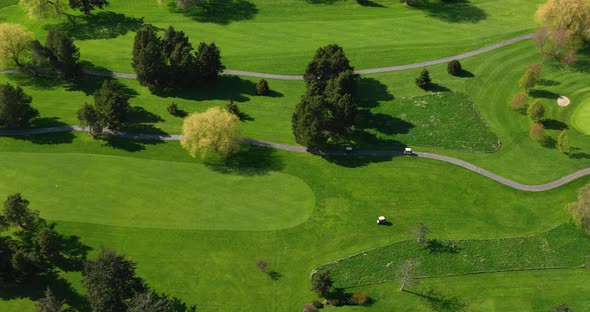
[319,223,590,288]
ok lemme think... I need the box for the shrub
[225,100,240,117]
[350,291,368,305]
[529,123,546,142]
[167,102,179,116]
[447,60,462,76]
[312,301,323,308]
[509,92,529,112]
[561,48,578,66]
[256,79,269,96]
[303,303,317,312]
[415,69,431,89]
[527,100,545,122]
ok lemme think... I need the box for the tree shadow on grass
[543,119,568,130]
[155,76,257,103]
[529,89,560,100]
[423,83,451,93]
[357,0,386,7]
[0,271,89,311]
[405,289,467,312]
[426,239,459,254]
[267,271,282,280]
[102,135,166,153]
[456,69,474,78]
[537,79,560,86]
[206,144,284,176]
[356,110,414,136]
[357,77,395,108]
[47,12,144,40]
[414,0,487,23]
[168,0,258,25]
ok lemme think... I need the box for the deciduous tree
[181,107,240,159]
[411,223,431,247]
[127,291,173,312]
[536,0,590,40]
[36,288,65,312]
[0,24,34,66]
[528,100,545,122]
[568,183,590,233]
[529,123,546,142]
[447,60,462,76]
[509,92,528,111]
[395,259,420,291]
[557,130,569,153]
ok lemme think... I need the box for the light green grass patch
[357,91,499,152]
[572,99,590,135]
[0,152,315,230]
[319,223,590,288]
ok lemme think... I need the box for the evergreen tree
[132,25,166,91]
[447,60,462,76]
[0,83,39,128]
[93,80,131,129]
[292,95,329,147]
[196,42,224,81]
[415,69,431,89]
[256,79,269,96]
[83,248,144,312]
[304,44,353,91]
[45,30,80,80]
[2,193,40,230]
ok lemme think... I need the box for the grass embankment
[356,91,498,152]
[0,0,541,73]
[0,133,587,311]
[319,223,589,288]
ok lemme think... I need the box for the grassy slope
[324,269,590,312]
[0,133,588,311]
[321,223,589,287]
[573,98,590,134]
[0,0,542,74]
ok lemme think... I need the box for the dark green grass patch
[319,223,590,288]
[356,91,499,152]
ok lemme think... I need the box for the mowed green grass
[0,0,542,73]
[324,269,590,312]
[0,133,588,311]
[573,99,590,135]
[0,152,314,230]
[320,223,589,288]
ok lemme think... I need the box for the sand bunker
[557,96,571,107]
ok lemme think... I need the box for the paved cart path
[1,126,588,192]
[1,34,534,80]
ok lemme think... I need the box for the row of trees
[0,193,194,312]
[0,24,81,79]
[292,44,358,147]
[509,63,570,151]
[132,25,224,92]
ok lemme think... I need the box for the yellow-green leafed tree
[0,24,34,66]
[569,183,590,233]
[19,0,67,19]
[536,0,590,39]
[181,107,240,159]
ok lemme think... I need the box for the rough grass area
[357,91,499,152]
[319,223,590,288]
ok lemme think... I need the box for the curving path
[1,126,588,192]
[1,34,534,81]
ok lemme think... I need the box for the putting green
[0,152,315,230]
[572,99,590,135]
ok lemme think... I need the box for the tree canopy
[0,24,34,66]
[77,80,131,137]
[132,25,224,92]
[292,44,358,147]
[20,0,109,18]
[181,106,240,159]
[0,83,39,129]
